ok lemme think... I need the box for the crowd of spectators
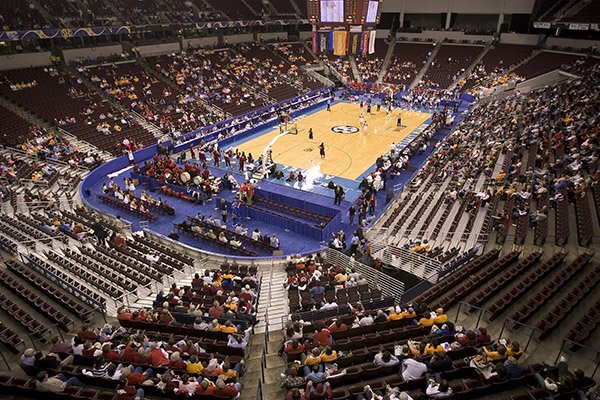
[86,61,221,138]
[19,129,103,169]
[20,321,246,398]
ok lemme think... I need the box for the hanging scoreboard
[307,0,383,26]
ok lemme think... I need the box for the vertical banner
[319,32,327,54]
[361,32,369,56]
[327,31,334,53]
[312,31,317,54]
[368,30,376,54]
[350,32,361,55]
[333,31,348,56]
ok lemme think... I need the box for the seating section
[535,260,599,339]
[0,292,50,341]
[465,252,542,308]
[0,104,35,148]
[422,45,483,89]
[0,67,154,154]
[567,298,600,344]
[5,259,95,324]
[573,192,594,246]
[0,0,49,30]
[412,249,500,306]
[355,39,389,82]
[564,1,600,23]
[462,44,535,92]
[385,42,433,87]
[204,0,259,20]
[0,269,74,331]
[485,253,566,321]
[509,253,594,326]
[511,51,582,80]
[26,252,107,308]
[431,251,521,310]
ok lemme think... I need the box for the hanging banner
[349,32,361,55]
[368,30,376,54]
[327,31,335,53]
[319,32,328,54]
[312,31,317,54]
[361,32,369,56]
[333,31,348,56]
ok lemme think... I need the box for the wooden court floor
[235,102,431,180]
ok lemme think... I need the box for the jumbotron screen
[307,0,383,25]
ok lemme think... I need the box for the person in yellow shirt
[424,340,444,356]
[219,320,238,334]
[483,344,507,361]
[418,311,435,327]
[401,307,416,319]
[505,341,522,358]
[186,355,203,375]
[320,347,337,363]
[433,308,448,325]
[388,306,403,321]
[303,348,322,368]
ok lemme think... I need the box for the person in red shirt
[214,378,240,398]
[101,344,121,362]
[328,320,348,332]
[208,301,224,318]
[121,343,138,363]
[195,379,216,396]
[168,352,186,371]
[284,340,305,356]
[116,378,144,400]
[133,347,151,365]
[149,345,169,367]
[77,325,98,341]
[312,327,332,347]
[121,366,152,385]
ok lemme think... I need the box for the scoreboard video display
[307,0,383,26]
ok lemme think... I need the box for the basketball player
[397,113,402,128]
[363,121,368,134]
[327,99,331,111]
[308,128,314,141]
[359,113,364,126]
[319,142,325,159]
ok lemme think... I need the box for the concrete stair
[349,56,362,83]
[377,36,397,82]
[410,42,441,89]
[255,267,288,334]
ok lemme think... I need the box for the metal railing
[369,241,443,281]
[556,340,600,379]
[320,247,405,302]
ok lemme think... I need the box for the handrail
[320,247,405,302]
[556,339,600,379]
[498,318,540,353]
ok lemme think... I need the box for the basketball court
[233,102,432,180]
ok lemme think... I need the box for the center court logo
[331,125,359,134]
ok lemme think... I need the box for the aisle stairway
[254,266,289,334]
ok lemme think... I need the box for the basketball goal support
[256,126,296,180]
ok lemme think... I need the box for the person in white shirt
[401,358,427,381]
[425,379,453,398]
[358,314,374,326]
[251,229,261,241]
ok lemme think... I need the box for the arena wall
[223,33,255,44]
[63,44,123,65]
[183,36,219,49]
[546,37,600,49]
[137,42,180,57]
[396,30,493,43]
[0,52,52,71]
[382,0,535,14]
[499,32,544,45]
